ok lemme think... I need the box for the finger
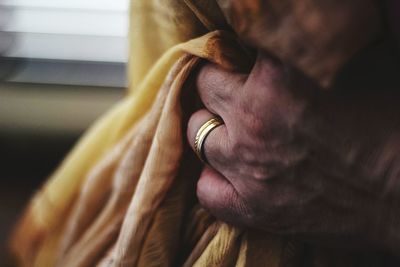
[197,167,250,227]
[248,51,318,99]
[196,63,246,116]
[246,51,285,96]
[187,109,232,172]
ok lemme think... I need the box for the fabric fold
[10,1,382,266]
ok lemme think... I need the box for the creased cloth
[10,0,382,266]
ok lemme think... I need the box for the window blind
[0,0,129,87]
[2,0,129,62]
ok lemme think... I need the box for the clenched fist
[187,50,400,255]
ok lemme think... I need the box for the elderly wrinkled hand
[187,51,400,253]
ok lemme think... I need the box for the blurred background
[0,0,129,265]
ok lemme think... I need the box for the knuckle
[197,64,220,93]
[197,64,239,105]
[230,137,246,156]
[251,166,274,181]
[231,142,274,181]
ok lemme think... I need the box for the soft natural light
[1,0,129,62]
[2,0,129,11]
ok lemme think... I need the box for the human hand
[186,51,400,253]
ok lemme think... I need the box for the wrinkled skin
[186,41,400,256]
[215,0,382,87]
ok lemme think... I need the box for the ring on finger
[194,116,224,163]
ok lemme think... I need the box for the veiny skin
[215,0,382,87]
[186,45,400,256]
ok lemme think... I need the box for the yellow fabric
[10,0,382,266]
[10,1,283,266]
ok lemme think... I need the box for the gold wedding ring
[194,116,224,163]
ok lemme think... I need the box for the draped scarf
[10,0,382,266]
